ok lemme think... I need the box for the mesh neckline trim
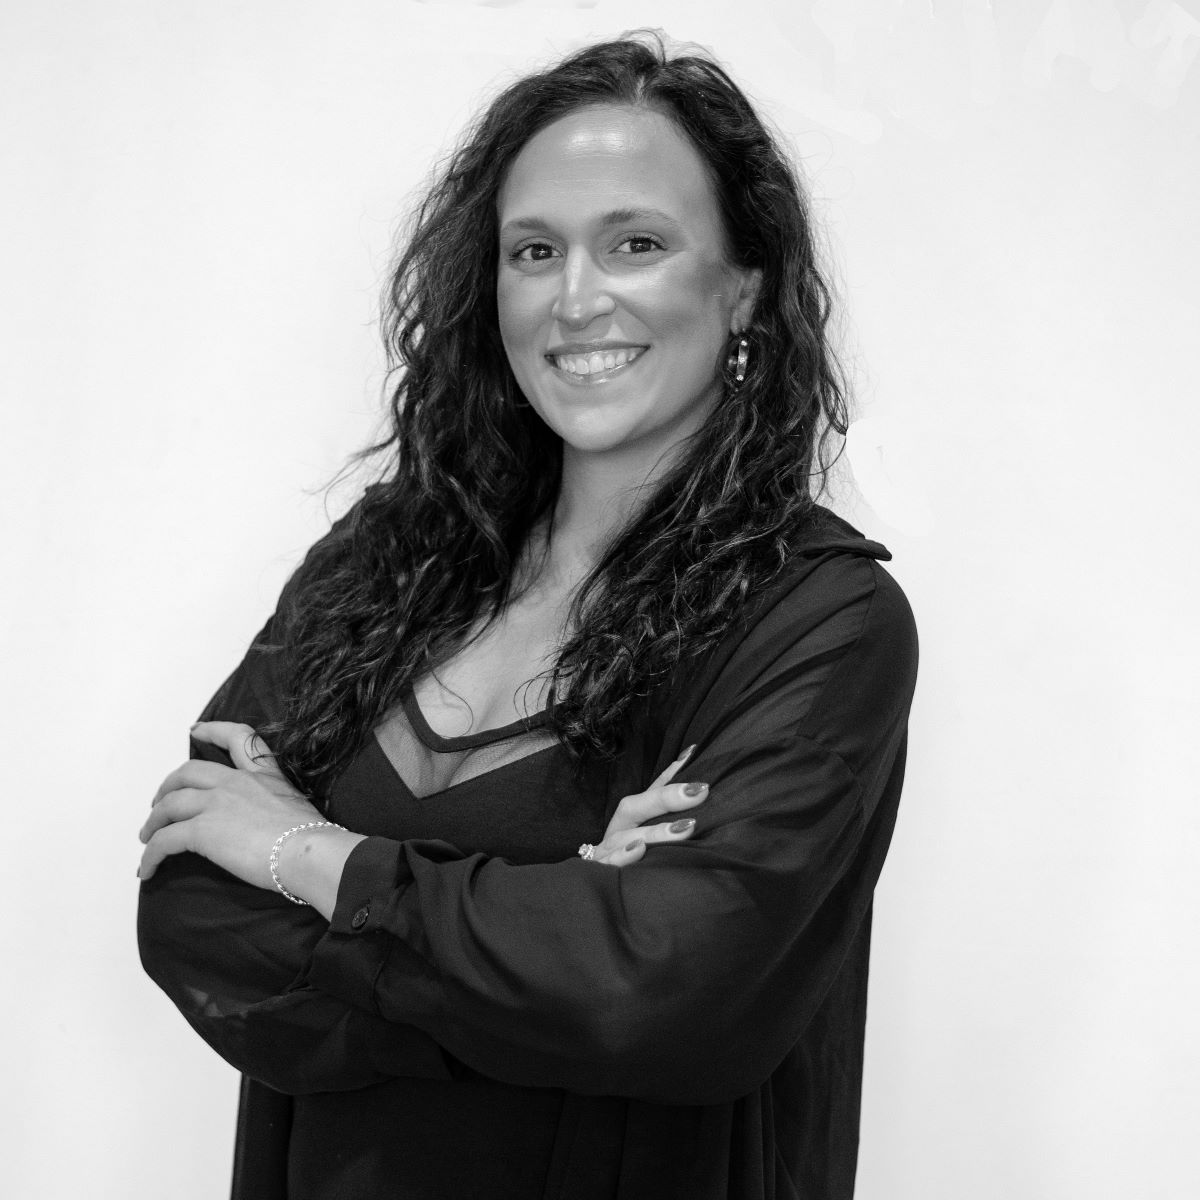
[401,681,556,752]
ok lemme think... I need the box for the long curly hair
[262,32,849,798]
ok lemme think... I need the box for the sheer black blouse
[138,511,918,1199]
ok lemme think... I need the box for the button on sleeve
[327,836,414,937]
[314,836,421,1017]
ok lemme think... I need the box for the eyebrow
[500,207,680,235]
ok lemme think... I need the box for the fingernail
[626,839,644,852]
[677,743,697,764]
[189,721,200,730]
[682,781,708,796]
[669,818,695,834]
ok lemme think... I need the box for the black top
[138,509,919,1200]
[292,696,600,1199]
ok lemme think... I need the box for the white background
[2,1,1198,1196]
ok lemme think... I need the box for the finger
[647,743,698,790]
[592,815,696,864]
[191,721,281,774]
[140,788,207,843]
[594,838,646,869]
[604,781,709,840]
[152,759,232,806]
[630,816,698,847]
[137,822,194,881]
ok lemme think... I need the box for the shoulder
[711,513,918,739]
[783,552,916,666]
[195,611,289,728]
[744,508,916,660]
[277,500,364,608]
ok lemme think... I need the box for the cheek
[634,260,735,339]
[496,278,538,352]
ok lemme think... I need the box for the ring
[577,843,596,861]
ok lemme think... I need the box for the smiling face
[496,104,761,468]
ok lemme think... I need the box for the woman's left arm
[137,723,364,920]
[141,554,917,1104]
[294,558,917,1104]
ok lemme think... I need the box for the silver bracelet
[269,820,346,905]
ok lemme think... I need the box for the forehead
[497,104,722,235]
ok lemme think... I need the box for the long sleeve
[137,618,459,1094]
[140,535,917,1108]
[306,550,918,1105]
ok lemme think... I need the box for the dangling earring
[727,333,751,390]
[734,336,750,384]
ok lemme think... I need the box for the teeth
[552,348,644,376]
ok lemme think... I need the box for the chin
[564,416,692,461]
[545,418,638,456]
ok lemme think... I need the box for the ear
[729,266,763,334]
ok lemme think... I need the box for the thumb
[191,720,282,775]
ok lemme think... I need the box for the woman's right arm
[136,617,461,1094]
[136,617,696,1094]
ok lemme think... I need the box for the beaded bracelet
[269,820,346,905]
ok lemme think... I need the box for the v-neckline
[367,729,564,803]
[401,680,556,752]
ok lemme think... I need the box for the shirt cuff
[308,836,415,1014]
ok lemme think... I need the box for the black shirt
[138,511,918,1199]
[290,694,601,1198]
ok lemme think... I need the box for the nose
[551,249,616,328]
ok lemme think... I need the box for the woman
[138,32,917,1200]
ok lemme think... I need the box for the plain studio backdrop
[2,1,1197,1196]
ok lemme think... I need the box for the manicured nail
[669,818,695,834]
[677,743,697,765]
[626,839,644,852]
[682,782,708,796]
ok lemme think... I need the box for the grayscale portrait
[4,3,1196,1198]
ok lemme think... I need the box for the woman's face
[496,104,761,465]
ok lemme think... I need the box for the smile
[547,346,647,381]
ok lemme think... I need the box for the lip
[546,341,648,356]
[545,343,649,385]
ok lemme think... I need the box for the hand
[137,721,325,890]
[582,744,710,868]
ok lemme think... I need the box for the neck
[526,439,680,593]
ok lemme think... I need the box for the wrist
[275,824,367,920]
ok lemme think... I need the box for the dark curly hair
[261,31,849,798]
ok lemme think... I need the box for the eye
[509,240,559,263]
[615,235,665,255]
